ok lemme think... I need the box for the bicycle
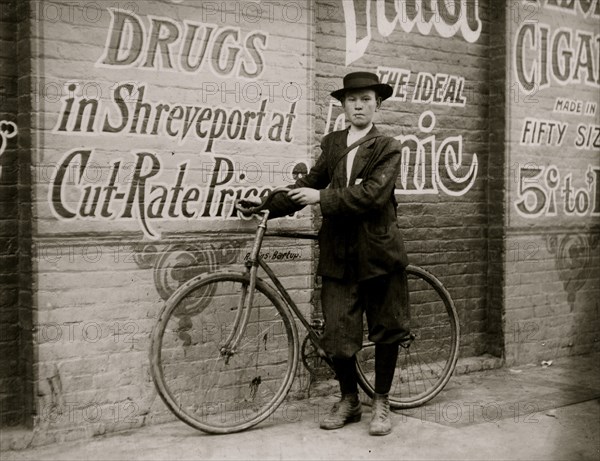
[149,187,460,434]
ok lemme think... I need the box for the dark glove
[235,197,263,217]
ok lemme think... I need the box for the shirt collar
[347,123,373,138]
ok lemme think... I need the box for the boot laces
[374,398,389,420]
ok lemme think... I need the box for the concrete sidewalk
[2,354,599,461]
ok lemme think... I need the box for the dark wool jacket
[269,125,409,281]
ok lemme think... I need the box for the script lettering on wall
[53,82,297,153]
[343,0,482,65]
[44,6,309,239]
[324,64,479,197]
[48,150,307,240]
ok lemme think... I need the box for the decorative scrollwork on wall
[0,120,18,178]
[132,240,244,345]
[546,232,599,310]
[0,120,17,157]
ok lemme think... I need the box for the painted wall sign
[546,231,599,309]
[515,164,600,217]
[0,120,17,177]
[53,82,297,153]
[324,65,478,197]
[510,0,600,224]
[514,22,600,92]
[40,4,311,238]
[343,0,483,65]
[48,149,306,239]
[0,120,17,157]
[97,9,268,79]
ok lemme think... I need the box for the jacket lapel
[349,126,379,185]
[330,128,349,185]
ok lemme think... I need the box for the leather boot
[369,393,392,436]
[319,393,362,430]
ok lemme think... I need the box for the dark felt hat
[330,71,393,101]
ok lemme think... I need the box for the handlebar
[235,186,291,215]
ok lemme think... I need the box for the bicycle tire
[355,265,460,409]
[150,271,299,434]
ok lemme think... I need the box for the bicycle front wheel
[150,272,299,434]
[356,265,460,408]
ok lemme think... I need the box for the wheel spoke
[150,273,298,434]
[355,266,459,409]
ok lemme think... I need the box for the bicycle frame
[221,210,333,368]
[150,192,460,434]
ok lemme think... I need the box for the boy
[239,72,410,436]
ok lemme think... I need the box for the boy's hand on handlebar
[234,187,302,217]
[235,197,262,216]
[287,188,320,206]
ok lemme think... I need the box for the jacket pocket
[358,222,409,277]
[367,222,388,236]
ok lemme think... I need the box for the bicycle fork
[219,211,270,362]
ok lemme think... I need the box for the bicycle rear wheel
[356,265,460,408]
[150,271,299,434]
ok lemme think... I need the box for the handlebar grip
[235,186,291,215]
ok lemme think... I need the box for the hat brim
[331,83,393,102]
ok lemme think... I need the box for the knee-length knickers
[319,269,411,359]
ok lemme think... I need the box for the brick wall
[486,1,508,359]
[0,0,21,428]
[22,0,315,441]
[315,0,494,359]
[504,0,600,365]
[3,0,599,446]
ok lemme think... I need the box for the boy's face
[342,89,380,129]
